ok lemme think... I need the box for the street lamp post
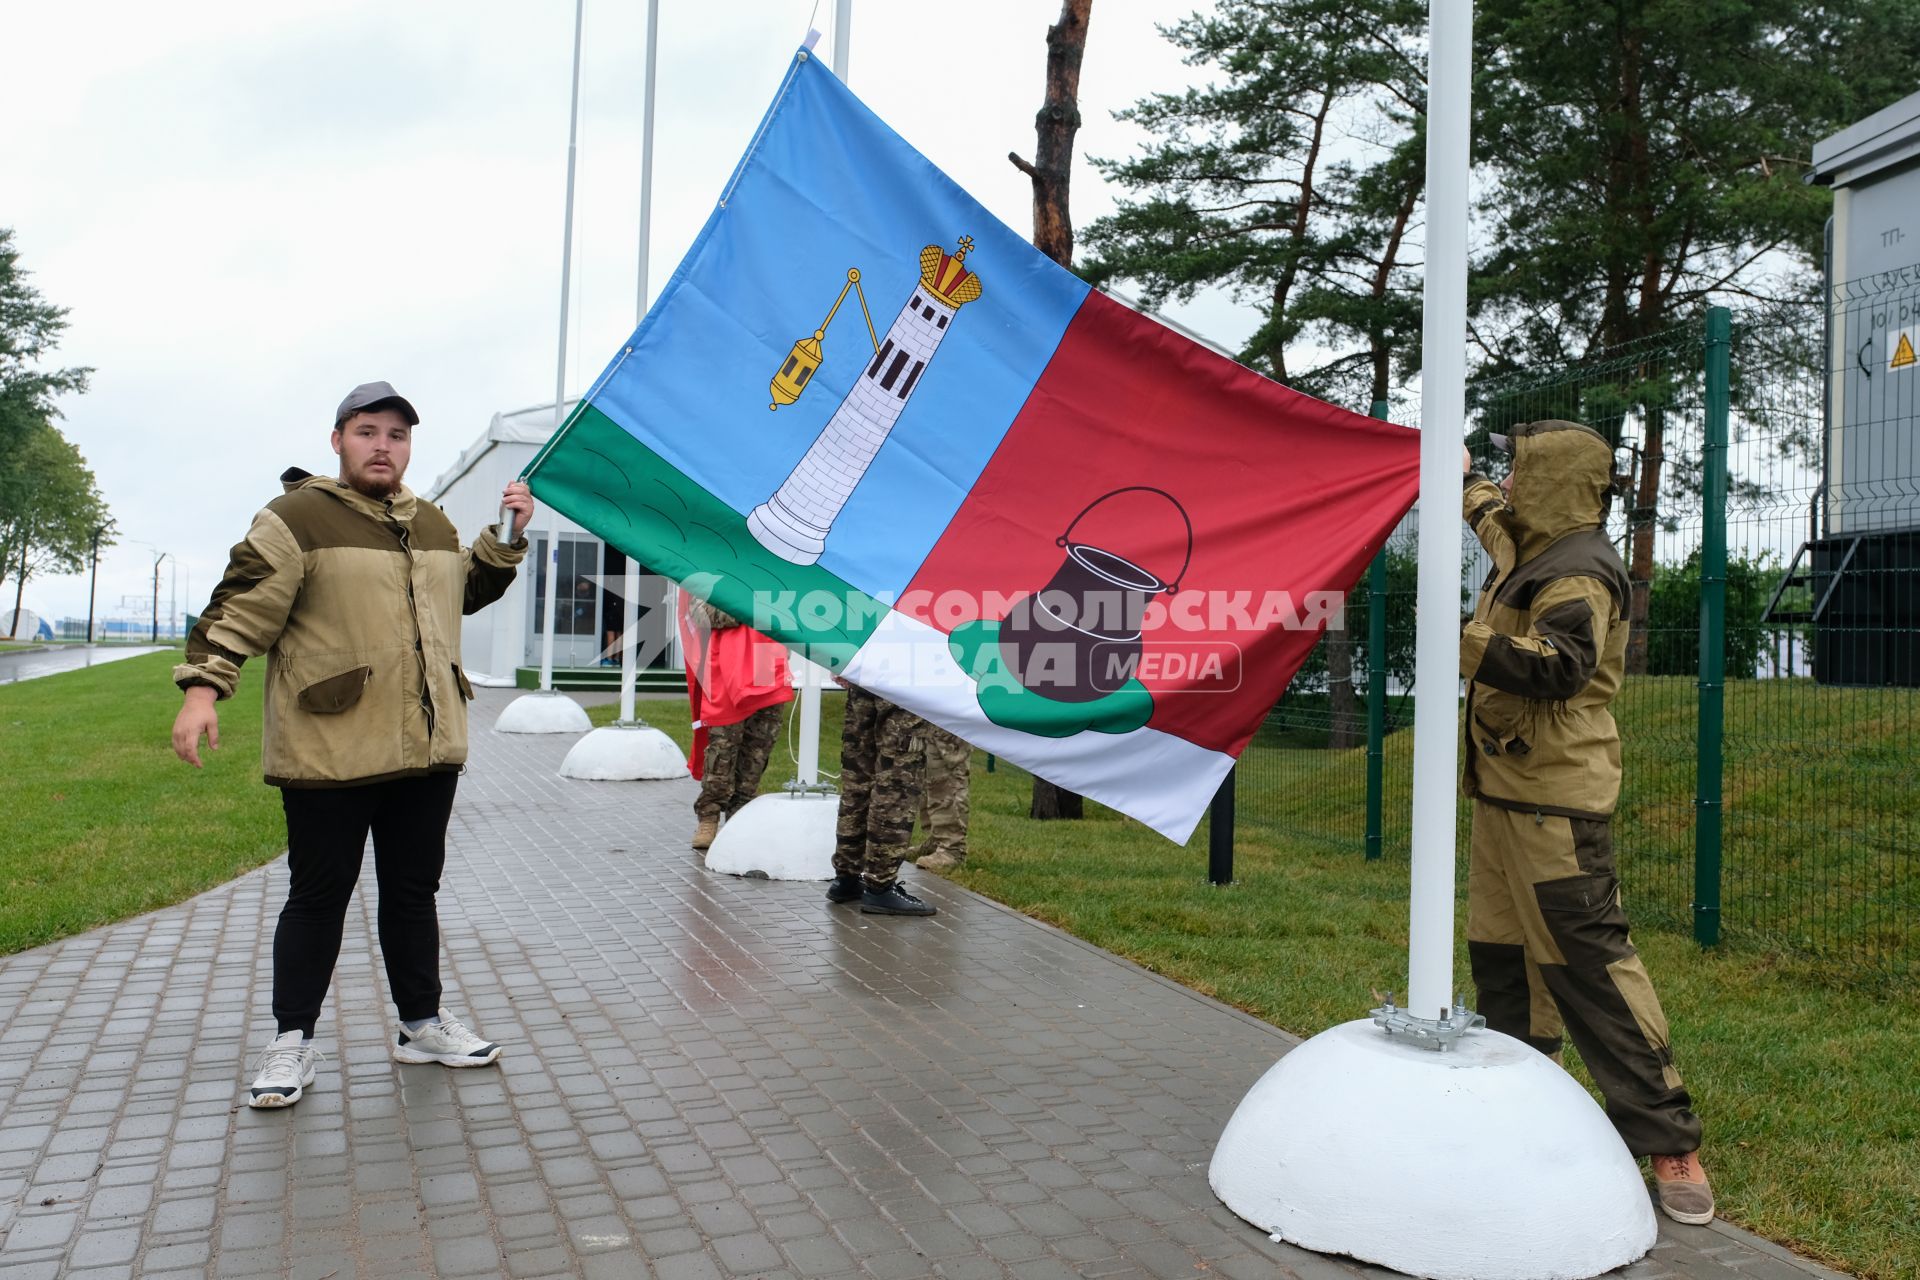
[150,551,169,644]
[86,527,103,645]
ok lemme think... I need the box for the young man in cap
[1461,425,1711,1224]
[173,381,533,1108]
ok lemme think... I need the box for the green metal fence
[1239,289,1918,982]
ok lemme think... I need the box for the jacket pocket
[1470,687,1535,756]
[297,665,372,714]
[452,664,474,701]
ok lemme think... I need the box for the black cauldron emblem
[996,487,1191,703]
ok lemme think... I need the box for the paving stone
[0,688,1834,1280]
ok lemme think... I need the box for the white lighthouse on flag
[748,237,984,565]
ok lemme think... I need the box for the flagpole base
[1210,1019,1656,1280]
[494,690,594,734]
[558,723,687,780]
[704,789,839,880]
[747,501,827,565]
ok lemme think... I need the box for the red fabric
[902,289,1420,755]
[679,596,794,782]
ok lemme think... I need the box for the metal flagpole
[618,0,660,725]
[833,0,851,84]
[1406,0,1472,1021]
[539,0,587,692]
[788,0,856,788]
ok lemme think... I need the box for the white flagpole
[788,0,856,788]
[618,0,659,725]
[1407,0,1472,1020]
[539,0,587,692]
[833,0,851,83]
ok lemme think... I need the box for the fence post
[1209,766,1235,885]
[1695,307,1730,948]
[1365,398,1391,860]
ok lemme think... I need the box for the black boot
[825,874,864,904]
[860,882,937,916]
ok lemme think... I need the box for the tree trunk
[1031,779,1084,821]
[1014,0,1093,823]
[1009,0,1092,268]
[1624,404,1664,674]
[8,539,25,639]
[1326,626,1359,749]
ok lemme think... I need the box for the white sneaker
[247,1030,318,1108]
[393,1012,502,1067]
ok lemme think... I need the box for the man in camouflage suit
[827,682,936,915]
[912,724,972,871]
[689,599,789,850]
[1461,422,1710,1225]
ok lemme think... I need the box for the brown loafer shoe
[1651,1152,1715,1225]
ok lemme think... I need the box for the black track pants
[273,772,459,1036]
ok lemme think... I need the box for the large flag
[525,48,1420,841]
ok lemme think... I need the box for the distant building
[423,400,680,684]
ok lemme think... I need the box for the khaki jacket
[1460,421,1630,819]
[175,470,526,787]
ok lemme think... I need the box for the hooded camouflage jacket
[175,469,526,787]
[1460,420,1630,819]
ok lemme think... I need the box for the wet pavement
[0,688,1847,1278]
[0,645,173,685]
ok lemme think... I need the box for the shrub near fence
[1248,293,1917,982]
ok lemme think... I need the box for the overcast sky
[4,0,1257,632]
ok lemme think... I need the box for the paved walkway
[0,645,172,685]
[0,689,1844,1279]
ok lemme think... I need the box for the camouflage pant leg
[834,689,925,886]
[1466,801,1702,1156]
[832,688,880,880]
[724,703,786,817]
[695,721,746,820]
[696,703,786,817]
[914,724,971,861]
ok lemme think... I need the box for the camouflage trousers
[1467,801,1702,1156]
[694,703,785,820]
[833,687,925,887]
[914,723,971,862]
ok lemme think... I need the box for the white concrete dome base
[558,724,687,780]
[1210,1018,1656,1280]
[704,791,839,880]
[493,691,593,734]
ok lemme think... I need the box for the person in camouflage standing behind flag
[913,724,972,871]
[827,681,936,916]
[685,597,792,851]
[692,701,782,848]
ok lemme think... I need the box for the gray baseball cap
[335,381,420,427]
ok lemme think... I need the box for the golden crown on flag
[919,236,984,308]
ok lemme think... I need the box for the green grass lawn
[0,651,286,954]
[3,662,1909,1276]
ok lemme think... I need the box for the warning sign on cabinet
[1892,328,1916,371]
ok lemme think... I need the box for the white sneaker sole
[392,1043,502,1067]
[248,1067,316,1109]
[1658,1199,1715,1226]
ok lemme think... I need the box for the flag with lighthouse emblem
[523,46,1420,842]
